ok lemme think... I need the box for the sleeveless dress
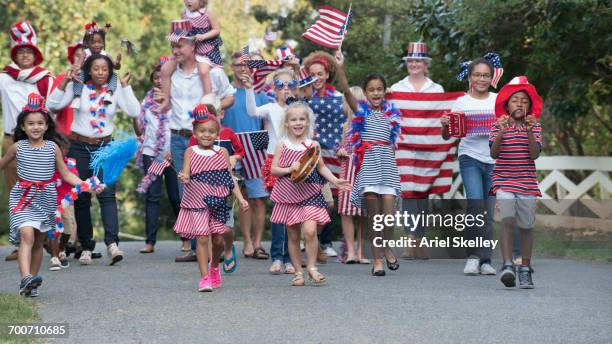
[9,140,57,244]
[337,126,362,216]
[270,140,330,226]
[350,110,401,209]
[173,146,233,238]
[184,8,223,67]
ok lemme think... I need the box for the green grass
[0,293,40,344]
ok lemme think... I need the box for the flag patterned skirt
[338,153,362,216]
[270,143,330,226]
[174,147,233,238]
[350,111,401,210]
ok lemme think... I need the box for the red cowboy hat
[9,21,44,66]
[67,41,83,65]
[495,76,543,119]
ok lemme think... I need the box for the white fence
[439,156,612,231]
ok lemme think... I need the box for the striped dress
[9,140,57,244]
[184,8,223,67]
[489,123,542,196]
[270,140,330,226]
[173,146,233,238]
[350,111,401,209]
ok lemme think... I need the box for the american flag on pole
[302,5,352,49]
[247,59,284,92]
[236,130,269,179]
[387,92,464,198]
[136,159,171,194]
[310,97,345,196]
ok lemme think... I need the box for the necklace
[87,83,108,134]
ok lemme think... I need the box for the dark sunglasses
[274,79,298,90]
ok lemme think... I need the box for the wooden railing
[438,156,612,231]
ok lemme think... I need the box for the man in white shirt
[165,20,236,262]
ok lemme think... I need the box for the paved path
[1,241,611,344]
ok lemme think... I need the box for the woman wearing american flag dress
[270,102,351,286]
[174,104,249,292]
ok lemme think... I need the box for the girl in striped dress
[335,50,402,276]
[0,93,100,297]
[336,86,368,264]
[270,102,351,286]
[174,105,249,292]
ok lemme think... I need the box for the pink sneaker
[198,274,213,292]
[210,266,222,289]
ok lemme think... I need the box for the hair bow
[456,52,504,88]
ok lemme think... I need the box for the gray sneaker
[499,264,516,288]
[518,265,534,289]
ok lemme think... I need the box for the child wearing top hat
[489,76,543,289]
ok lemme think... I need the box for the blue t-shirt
[222,88,268,133]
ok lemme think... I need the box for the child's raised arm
[334,49,359,113]
[0,143,16,170]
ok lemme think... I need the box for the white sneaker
[323,247,338,257]
[79,250,92,265]
[49,257,61,271]
[480,263,497,275]
[463,257,480,275]
[107,243,124,266]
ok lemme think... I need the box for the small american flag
[302,5,352,49]
[247,59,284,92]
[239,45,249,64]
[148,159,171,176]
[310,96,346,150]
[236,130,269,179]
[215,139,234,156]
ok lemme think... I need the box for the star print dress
[173,146,233,238]
[184,8,223,67]
[9,140,57,244]
[270,140,331,226]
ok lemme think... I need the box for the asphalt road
[1,241,611,344]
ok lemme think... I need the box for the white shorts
[362,185,396,195]
[497,189,537,229]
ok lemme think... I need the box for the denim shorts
[242,177,268,199]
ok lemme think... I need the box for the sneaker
[463,257,480,275]
[500,264,516,288]
[107,243,124,266]
[480,263,496,275]
[19,275,42,296]
[284,262,295,274]
[269,260,282,275]
[49,257,61,271]
[29,287,39,298]
[323,246,338,257]
[79,250,92,265]
[210,266,222,289]
[518,265,534,289]
[198,274,213,292]
[58,252,70,269]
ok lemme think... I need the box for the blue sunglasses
[274,79,298,90]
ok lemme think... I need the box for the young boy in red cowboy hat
[489,76,543,289]
[1,20,53,261]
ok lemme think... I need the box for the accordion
[447,111,495,138]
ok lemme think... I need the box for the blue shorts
[242,178,268,199]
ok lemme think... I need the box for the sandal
[291,272,305,286]
[269,260,282,275]
[223,244,237,273]
[345,256,358,264]
[252,247,269,260]
[307,267,326,285]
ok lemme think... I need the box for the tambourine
[290,145,321,183]
[446,111,495,137]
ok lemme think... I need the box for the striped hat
[402,42,431,61]
[22,93,48,113]
[9,21,44,66]
[276,45,294,61]
[167,19,193,43]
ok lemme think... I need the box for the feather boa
[89,131,138,185]
[135,89,168,168]
[51,177,101,239]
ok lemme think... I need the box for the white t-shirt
[451,92,497,164]
[0,73,40,134]
[169,65,236,131]
[389,76,444,93]
[245,89,285,155]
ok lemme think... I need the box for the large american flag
[247,59,284,92]
[302,5,352,49]
[387,92,464,198]
[310,97,345,196]
[236,130,269,179]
